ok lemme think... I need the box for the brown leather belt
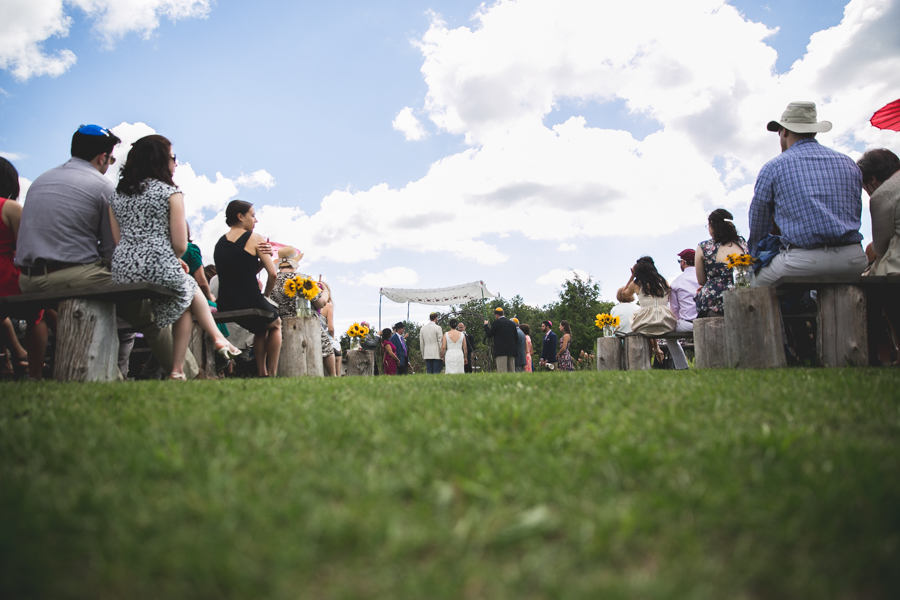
[20,262,83,276]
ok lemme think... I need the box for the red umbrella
[871,98,900,131]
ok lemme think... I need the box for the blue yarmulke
[76,124,110,136]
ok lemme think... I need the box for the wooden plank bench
[0,283,178,382]
[596,330,696,371]
[772,275,900,367]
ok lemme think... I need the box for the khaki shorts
[18,260,112,294]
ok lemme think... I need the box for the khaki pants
[19,261,198,379]
[495,355,516,373]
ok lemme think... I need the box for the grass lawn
[1,369,899,599]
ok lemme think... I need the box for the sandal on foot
[215,341,240,360]
[168,372,187,381]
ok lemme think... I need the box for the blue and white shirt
[748,138,862,252]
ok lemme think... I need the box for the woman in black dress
[214,200,281,376]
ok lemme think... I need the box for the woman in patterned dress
[556,320,575,371]
[694,209,749,318]
[521,324,533,372]
[109,135,239,380]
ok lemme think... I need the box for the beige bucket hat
[277,246,304,269]
[767,101,832,134]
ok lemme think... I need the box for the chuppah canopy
[380,281,499,306]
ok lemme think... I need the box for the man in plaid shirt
[749,101,867,286]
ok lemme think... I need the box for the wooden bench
[596,331,695,371]
[772,275,900,367]
[0,283,178,382]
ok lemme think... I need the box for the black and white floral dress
[110,179,197,328]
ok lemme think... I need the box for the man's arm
[669,281,681,321]
[748,165,776,253]
[483,321,494,338]
[97,196,116,260]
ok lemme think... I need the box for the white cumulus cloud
[234,170,276,190]
[557,243,577,252]
[536,268,590,287]
[0,0,210,80]
[360,267,420,287]
[392,106,429,141]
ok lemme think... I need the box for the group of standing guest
[484,307,574,372]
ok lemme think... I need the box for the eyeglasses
[106,154,116,165]
[170,154,177,163]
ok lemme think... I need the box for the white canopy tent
[379,281,499,329]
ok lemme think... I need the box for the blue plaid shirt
[748,138,862,253]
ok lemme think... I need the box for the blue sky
[2,0,899,334]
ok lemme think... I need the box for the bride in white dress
[441,320,468,374]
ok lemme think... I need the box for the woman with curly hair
[109,135,240,380]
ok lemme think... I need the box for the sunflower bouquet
[725,253,756,289]
[283,275,321,316]
[595,313,621,337]
[345,322,370,350]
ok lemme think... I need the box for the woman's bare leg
[189,290,227,344]
[265,321,282,376]
[170,309,192,377]
[323,353,335,376]
[254,332,268,376]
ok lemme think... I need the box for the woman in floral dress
[694,209,749,318]
[556,320,574,371]
[109,135,239,380]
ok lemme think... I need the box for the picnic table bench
[596,330,697,371]
[0,283,178,382]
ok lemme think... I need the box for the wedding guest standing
[441,317,467,374]
[695,209,749,318]
[458,322,476,373]
[420,312,443,374]
[556,320,574,371]
[520,323,533,372]
[539,320,558,370]
[109,135,240,380]
[317,281,338,377]
[513,318,527,373]
[483,307,518,373]
[391,322,409,375]
[214,199,281,377]
[380,327,399,375]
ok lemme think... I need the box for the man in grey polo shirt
[17,124,198,379]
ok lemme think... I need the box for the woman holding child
[109,135,240,380]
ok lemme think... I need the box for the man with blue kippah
[16,125,199,379]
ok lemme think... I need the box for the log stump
[54,298,120,382]
[693,317,726,369]
[189,323,217,379]
[346,349,375,376]
[623,336,651,370]
[723,287,786,369]
[596,337,623,371]
[817,285,868,367]
[279,316,324,377]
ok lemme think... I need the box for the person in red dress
[0,157,42,376]
[380,327,399,376]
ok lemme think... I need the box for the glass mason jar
[350,337,361,351]
[603,325,614,338]
[732,265,751,289]
[295,297,311,317]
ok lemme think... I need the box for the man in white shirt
[668,249,700,370]
[420,312,444,374]
[610,288,639,334]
